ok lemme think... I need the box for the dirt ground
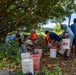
[38,50,76,75]
[34,37,76,75]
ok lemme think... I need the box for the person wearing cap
[61,24,74,60]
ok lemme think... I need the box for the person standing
[61,24,74,60]
[70,18,76,55]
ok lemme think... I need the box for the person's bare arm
[66,26,68,32]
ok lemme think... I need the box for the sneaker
[63,56,69,60]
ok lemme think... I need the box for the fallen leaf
[48,64,52,68]
[61,62,66,66]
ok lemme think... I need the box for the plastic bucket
[50,46,57,58]
[62,39,70,49]
[58,49,66,54]
[21,59,34,74]
[21,53,30,59]
[31,54,40,70]
[35,49,42,58]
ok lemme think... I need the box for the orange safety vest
[45,35,50,45]
[31,32,36,40]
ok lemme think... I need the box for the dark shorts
[73,39,76,45]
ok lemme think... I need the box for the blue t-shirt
[6,34,16,43]
[50,32,61,42]
[70,23,76,39]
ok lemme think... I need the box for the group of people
[45,18,76,60]
[5,18,76,60]
[5,31,36,45]
[5,31,37,56]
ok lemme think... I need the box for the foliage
[53,23,63,35]
[36,66,62,75]
[2,41,19,56]
[53,66,62,75]
[0,40,20,70]
[0,0,76,41]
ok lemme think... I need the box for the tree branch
[0,0,16,14]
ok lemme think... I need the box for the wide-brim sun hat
[25,40,33,45]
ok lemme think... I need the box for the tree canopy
[0,0,76,42]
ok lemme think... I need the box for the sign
[62,42,68,45]
[62,39,70,49]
